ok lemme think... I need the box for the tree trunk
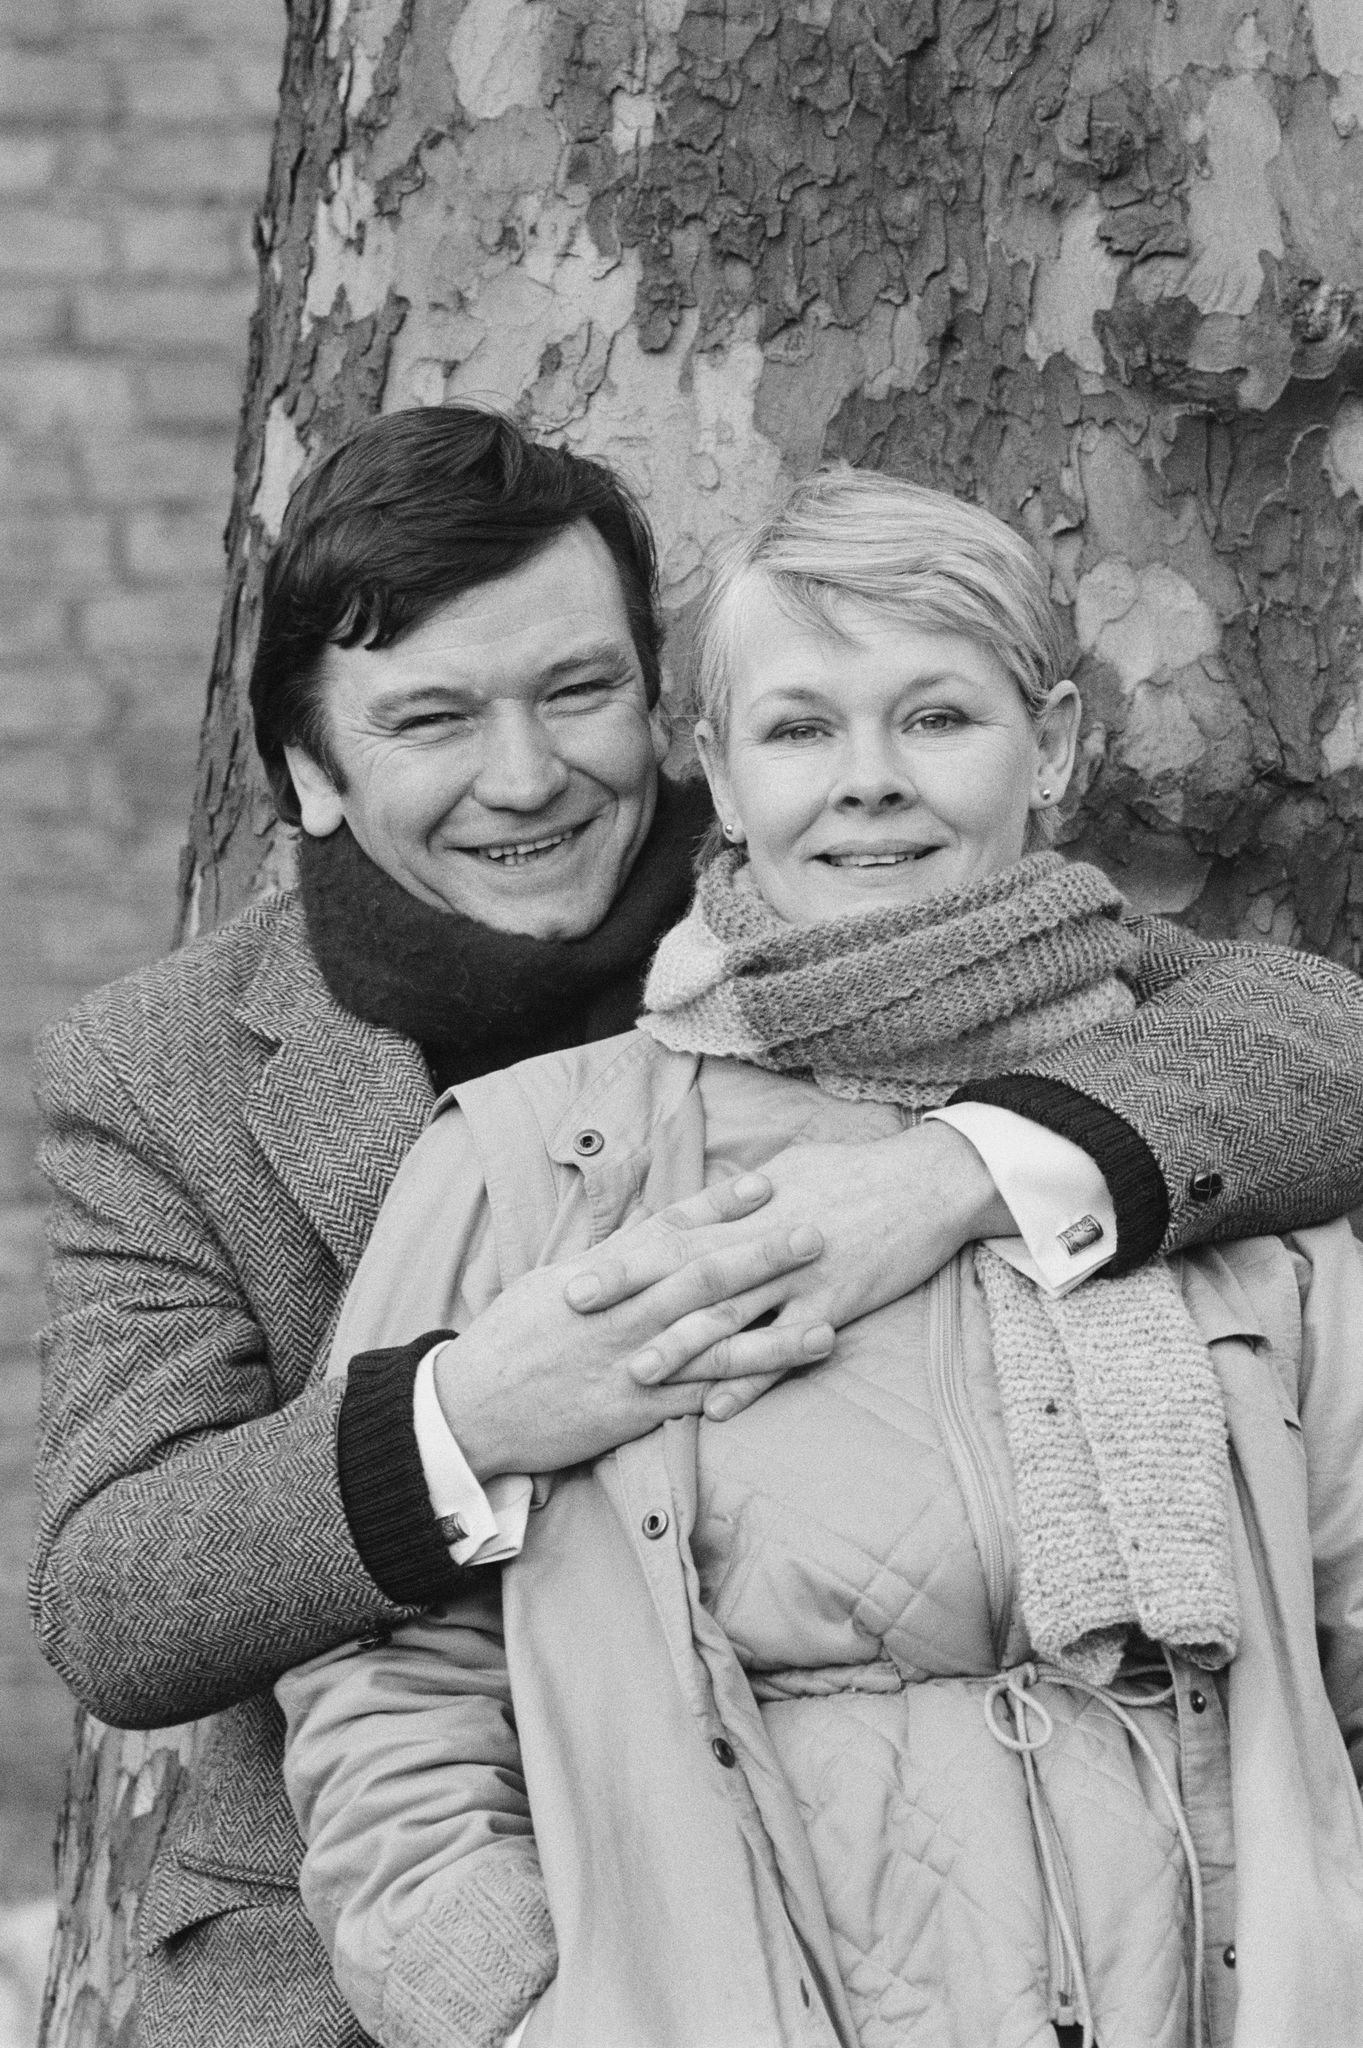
[41,0,1363,2037]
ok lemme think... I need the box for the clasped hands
[437,1119,1013,1480]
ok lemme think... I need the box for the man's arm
[954,918,1363,1271]
[29,1014,837,1724]
[567,923,1363,1394]
[29,1014,419,1729]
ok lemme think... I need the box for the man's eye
[550,678,612,705]
[398,710,467,733]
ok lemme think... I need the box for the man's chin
[428,863,615,940]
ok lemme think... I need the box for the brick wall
[0,0,282,1980]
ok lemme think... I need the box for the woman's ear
[1030,680,1082,811]
[693,719,744,843]
[283,744,346,838]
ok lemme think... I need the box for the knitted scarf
[641,851,1240,1685]
[300,775,712,1093]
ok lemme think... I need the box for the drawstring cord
[984,1661,1206,2048]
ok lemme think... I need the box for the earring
[1038,787,1053,804]
[721,820,744,843]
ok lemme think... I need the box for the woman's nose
[471,707,572,813]
[829,735,916,812]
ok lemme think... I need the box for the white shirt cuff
[925,1102,1116,1298]
[412,1343,533,1566]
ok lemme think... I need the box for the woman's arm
[1290,1220,1363,1781]
[279,1589,556,2048]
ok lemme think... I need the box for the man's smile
[461,820,594,866]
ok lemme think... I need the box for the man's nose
[470,707,572,812]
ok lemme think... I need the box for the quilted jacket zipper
[929,1259,1080,2023]
[927,1256,1011,1673]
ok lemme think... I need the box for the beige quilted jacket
[280,1033,1363,2048]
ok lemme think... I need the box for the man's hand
[567,1120,1015,1419]
[434,1174,836,1479]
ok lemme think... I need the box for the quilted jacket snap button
[572,1128,605,1157]
[711,1736,736,1768]
[641,1509,669,1540]
[1223,1944,1236,1968]
[1190,1688,1207,1713]
[1188,1170,1223,1204]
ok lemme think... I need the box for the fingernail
[789,1226,822,1258]
[732,1174,768,1202]
[565,1273,601,1307]
[707,1393,738,1421]
[803,1323,834,1356]
[632,1349,665,1384]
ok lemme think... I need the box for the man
[31,405,1363,2048]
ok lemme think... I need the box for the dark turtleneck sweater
[299,775,1166,1608]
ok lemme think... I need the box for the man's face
[285,523,668,941]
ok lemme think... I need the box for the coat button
[711,1736,736,1768]
[641,1509,669,1539]
[1190,1688,1207,1713]
[572,1128,605,1156]
[1223,1945,1236,1969]
[1188,1171,1223,1204]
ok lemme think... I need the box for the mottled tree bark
[41,0,1363,2039]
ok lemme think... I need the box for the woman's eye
[770,721,826,743]
[909,709,964,734]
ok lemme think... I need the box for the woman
[278,473,1363,2048]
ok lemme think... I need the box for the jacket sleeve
[28,1009,459,1731]
[278,1595,556,2048]
[953,920,1363,1274]
[1289,1221,1363,1785]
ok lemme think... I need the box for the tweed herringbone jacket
[29,889,1363,2048]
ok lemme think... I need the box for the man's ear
[283,744,346,837]
[648,696,673,767]
[1030,681,1082,810]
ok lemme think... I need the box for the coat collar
[236,895,432,1274]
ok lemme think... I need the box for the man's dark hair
[249,405,662,824]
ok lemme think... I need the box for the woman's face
[695,582,1080,926]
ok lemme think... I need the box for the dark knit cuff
[948,1075,1170,1275]
[337,1333,465,1608]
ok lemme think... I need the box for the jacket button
[711,1736,736,1768]
[1188,1171,1223,1204]
[641,1509,669,1540]
[573,1128,605,1156]
[1190,1688,1207,1713]
[1223,1944,1236,1969]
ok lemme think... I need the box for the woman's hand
[567,1121,1015,1419]
[434,1174,836,1478]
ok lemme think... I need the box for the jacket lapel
[237,897,432,1275]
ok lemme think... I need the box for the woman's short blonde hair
[693,469,1067,744]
